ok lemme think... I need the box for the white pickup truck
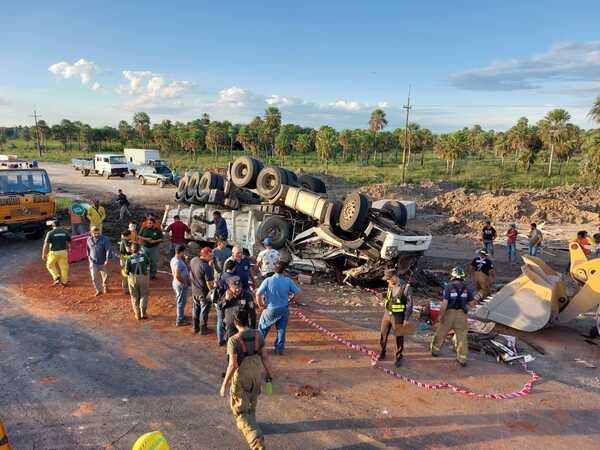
[163,156,432,282]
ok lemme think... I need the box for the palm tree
[368,109,387,133]
[588,96,600,123]
[538,109,571,177]
[133,112,151,145]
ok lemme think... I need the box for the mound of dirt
[357,181,458,202]
[423,186,600,225]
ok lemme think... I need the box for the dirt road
[2,162,600,449]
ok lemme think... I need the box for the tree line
[2,96,600,180]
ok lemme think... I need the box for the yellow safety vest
[384,286,406,314]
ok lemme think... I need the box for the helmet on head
[450,267,466,281]
[479,248,489,256]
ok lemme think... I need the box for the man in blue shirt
[201,210,228,240]
[86,226,113,296]
[225,246,255,290]
[256,263,301,355]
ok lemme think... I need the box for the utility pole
[30,110,42,158]
[401,86,412,184]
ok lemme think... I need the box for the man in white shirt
[256,238,280,278]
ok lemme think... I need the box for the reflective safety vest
[384,285,407,314]
[446,282,470,311]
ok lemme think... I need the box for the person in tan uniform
[221,307,273,450]
[431,267,474,366]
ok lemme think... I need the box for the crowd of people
[41,194,600,450]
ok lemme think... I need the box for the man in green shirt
[42,220,71,286]
[125,242,150,320]
[138,218,163,279]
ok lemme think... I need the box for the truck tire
[380,200,408,228]
[25,228,45,240]
[140,176,146,185]
[199,171,225,191]
[158,179,166,188]
[231,156,263,188]
[256,216,291,250]
[256,166,287,200]
[186,171,202,201]
[298,175,326,194]
[176,174,190,203]
[339,192,370,233]
[325,200,342,234]
[82,169,90,177]
[119,173,125,178]
[283,169,297,186]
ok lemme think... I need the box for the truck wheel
[158,179,166,188]
[339,192,370,233]
[231,156,263,188]
[256,166,287,200]
[256,216,291,250]
[81,169,90,177]
[176,174,190,203]
[378,200,408,228]
[140,176,146,185]
[119,173,125,178]
[186,171,202,202]
[25,228,45,240]
[298,175,327,193]
[199,171,225,191]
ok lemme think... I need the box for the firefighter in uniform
[125,242,151,320]
[378,269,412,367]
[221,309,273,450]
[431,267,474,366]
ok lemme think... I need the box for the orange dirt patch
[38,376,59,385]
[72,401,95,417]
[122,343,165,369]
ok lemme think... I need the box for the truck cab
[94,154,129,178]
[0,162,56,239]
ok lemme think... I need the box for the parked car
[137,164,175,188]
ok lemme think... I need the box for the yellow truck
[0,158,56,239]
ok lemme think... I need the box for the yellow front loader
[473,243,600,333]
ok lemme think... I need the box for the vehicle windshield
[0,170,51,194]
[155,165,172,175]
[109,156,127,164]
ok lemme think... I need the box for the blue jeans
[192,295,211,331]
[507,243,517,261]
[259,307,289,354]
[483,240,494,255]
[173,284,188,323]
[529,243,538,256]
[216,307,225,344]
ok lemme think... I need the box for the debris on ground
[468,332,534,364]
[294,384,321,398]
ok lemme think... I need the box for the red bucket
[430,301,442,322]
[68,233,90,263]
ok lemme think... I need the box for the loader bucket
[472,256,563,332]
[557,243,600,323]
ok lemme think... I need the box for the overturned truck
[163,156,431,282]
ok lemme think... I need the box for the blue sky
[1,0,599,131]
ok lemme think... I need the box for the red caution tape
[293,308,540,400]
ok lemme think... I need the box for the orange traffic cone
[0,417,11,450]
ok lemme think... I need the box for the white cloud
[378,101,391,108]
[119,70,191,98]
[449,41,600,92]
[329,100,364,111]
[48,58,99,88]
[265,94,301,107]
[117,70,193,110]
[91,82,102,91]
[217,86,251,107]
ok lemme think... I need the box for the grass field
[3,139,590,190]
